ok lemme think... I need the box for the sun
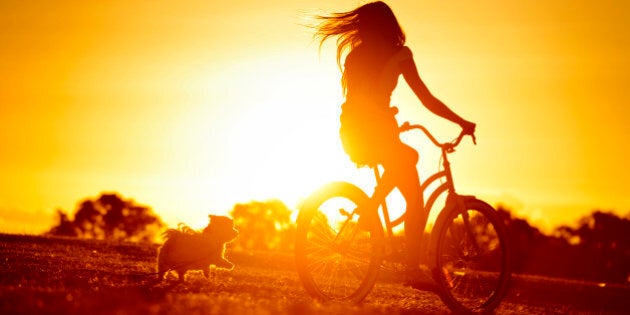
[159,51,376,218]
[217,54,358,208]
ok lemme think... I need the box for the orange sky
[1,0,629,234]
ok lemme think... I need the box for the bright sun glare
[222,55,349,206]
[164,52,367,221]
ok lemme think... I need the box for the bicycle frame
[296,123,510,312]
[372,123,471,246]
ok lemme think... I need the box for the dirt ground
[0,233,628,314]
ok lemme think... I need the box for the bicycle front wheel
[434,198,511,314]
[295,182,384,304]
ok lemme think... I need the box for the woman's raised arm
[400,56,475,134]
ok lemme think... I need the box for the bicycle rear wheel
[295,182,384,304]
[434,198,511,314]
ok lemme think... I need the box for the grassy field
[0,233,628,314]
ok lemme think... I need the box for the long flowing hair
[313,1,405,81]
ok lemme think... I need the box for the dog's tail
[161,229,180,241]
[161,223,200,240]
[177,223,198,235]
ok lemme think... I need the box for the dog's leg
[176,269,186,282]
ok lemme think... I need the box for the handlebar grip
[400,122,476,149]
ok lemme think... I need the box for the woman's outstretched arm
[400,57,476,134]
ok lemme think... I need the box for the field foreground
[0,233,628,314]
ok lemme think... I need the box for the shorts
[339,104,403,167]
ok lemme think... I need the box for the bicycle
[295,123,511,314]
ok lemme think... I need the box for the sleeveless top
[343,45,413,112]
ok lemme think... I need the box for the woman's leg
[358,142,415,229]
[399,167,425,269]
[380,143,426,269]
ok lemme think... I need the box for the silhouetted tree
[496,206,547,273]
[230,199,295,251]
[47,193,165,243]
[497,206,630,283]
[555,210,630,283]
[47,209,80,237]
[73,200,103,239]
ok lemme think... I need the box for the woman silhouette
[314,1,476,284]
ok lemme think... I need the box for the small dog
[157,215,239,281]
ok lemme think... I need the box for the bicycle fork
[446,194,482,259]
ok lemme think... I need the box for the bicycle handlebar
[399,122,476,152]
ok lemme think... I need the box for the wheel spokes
[438,207,508,311]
